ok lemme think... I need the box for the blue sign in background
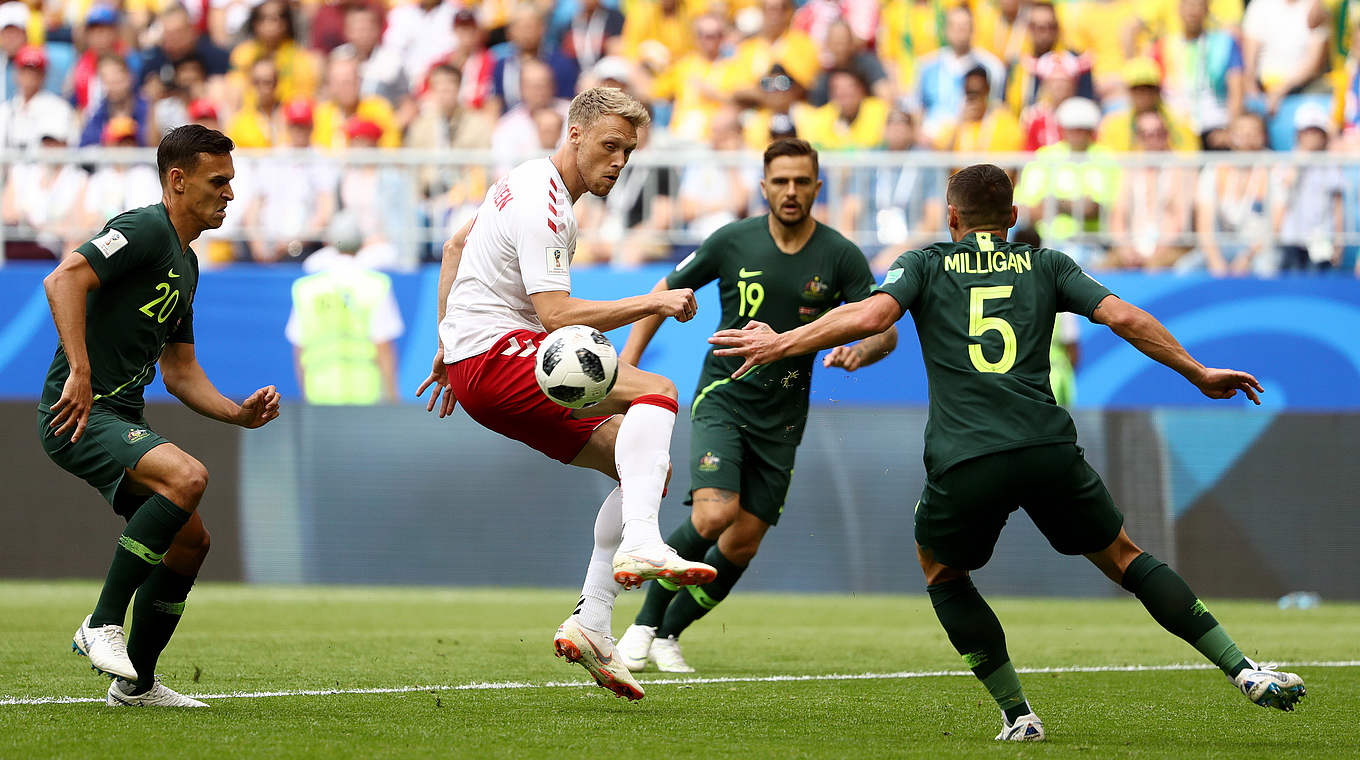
[2,262,1358,409]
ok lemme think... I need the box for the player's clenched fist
[652,288,698,322]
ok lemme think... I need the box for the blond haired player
[417,88,716,700]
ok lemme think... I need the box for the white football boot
[649,635,695,673]
[1234,661,1306,711]
[612,544,716,591]
[616,624,656,672]
[553,616,645,701]
[995,712,1045,741]
[72,615,138,681]
[107,678,208,708]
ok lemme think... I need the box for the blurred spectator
[244,99,337,263]
[186,98,220,130]
[1126,0,1245,57]
[337,4,407,105]
[794,0,880,49]
[492,5,580,109]
[679,107,752,238]
[914,5,1006,139]
[864,110,946,273]
[287,211,405,405]
[406,63,494,190]
[445,9,496,110]
[937,65,1024,152]
[622,0,692,65]
[1192,112,1273,275]
[139,6,231,91]
[1097,58,1198,151]
[84,116,162,223]
[532,107,565,150]
[558,0,625,73]
[741,63,814,150]
[69,6,138,113]
[226,58,283,147]
[79,55,149,146]
[309,0,386,54]
[1109,110,1196,268]
[1,1,59,96]
[148,54,210,136]
[808,19,891,106]
[878,0,951,89]
[491,59,569,164]
[336,116,418,267]
[1020,52,1083,149]
[974,0,1031,64]
[1242,0,1331,114]
[1015,97,1119,264]
[0,45,76,150]
[2,128,88,259]
[802,68,889,151]
[381,0,455,93]
[1274,104,1346,270]
[1159,0,1244,140]
[230,0,320,104]
[313,50,401,148]
[1005,2,1094,113]
[730,0,820,107]
[653,12,736,145]
[1061,0,1141,98]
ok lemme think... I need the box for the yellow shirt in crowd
[312,97,402,148]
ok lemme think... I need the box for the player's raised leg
[75,444,205,681]
[579,363,716,590]
[1086,529,1306,711]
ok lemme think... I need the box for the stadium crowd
[1,0,1358,274]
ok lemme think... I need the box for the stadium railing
[3,147,1358,271]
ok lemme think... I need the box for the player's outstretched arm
[711,293,903,379]
[823,325,899,372]
[617,276,671,366]
[417,221,473,417]
[530,286,697,335]
[43,253,101,442]
[1091,295,1263,404]
[160,342,282,426]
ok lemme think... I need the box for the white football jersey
[440,158,578,363]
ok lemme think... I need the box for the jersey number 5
[737,280,765,318]
[967,286,1016,374]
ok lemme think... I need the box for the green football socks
[1120,552,1250,677]
[90,494,191,627]
[126,565,196,694]
[635,518,715,628]
[656,545,746,639]
[927,577,1031,721]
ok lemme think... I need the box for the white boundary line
[3,660,1357,707]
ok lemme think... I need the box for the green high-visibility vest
[291,267,392,405]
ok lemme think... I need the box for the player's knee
[171,459,210,505]
[725,536,761,566]
[690,509,733,538]
[641,374,678,401]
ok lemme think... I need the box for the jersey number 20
[967,286,1016,374]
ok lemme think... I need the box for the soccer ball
[535,325,619,409]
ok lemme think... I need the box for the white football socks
[575,487,623,633]
[614,396,677,553]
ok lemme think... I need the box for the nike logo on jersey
[738,268,763,277]
[168,269,180,278]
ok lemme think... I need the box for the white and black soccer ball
[534,325,619,409]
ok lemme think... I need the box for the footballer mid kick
[417,87,716,701]
[711,164,1305,739]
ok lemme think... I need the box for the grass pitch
[0,581,1355,759]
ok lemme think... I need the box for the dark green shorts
[37,406,169,515]
[915,443,1124,571]
[688,413,798,526]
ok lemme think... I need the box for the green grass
[1,581,1356,759]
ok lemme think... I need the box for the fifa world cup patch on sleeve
[883,268,904,285]
[546,247,569,275]
[91,229,129,257]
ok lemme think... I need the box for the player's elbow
[1093,297,1144,335]
[857,298,899,336]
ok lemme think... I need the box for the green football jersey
[41,203,199,418]
[874,231,1113,478]
[667,215,875,441]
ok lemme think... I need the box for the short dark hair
[946,164,1013,229]
[964,65,989,87]
[763,137,818,176]
[828,67,867,93]
[430,63,462,83]
[157,124,234,182]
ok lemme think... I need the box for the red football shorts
[447,329,614,464]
